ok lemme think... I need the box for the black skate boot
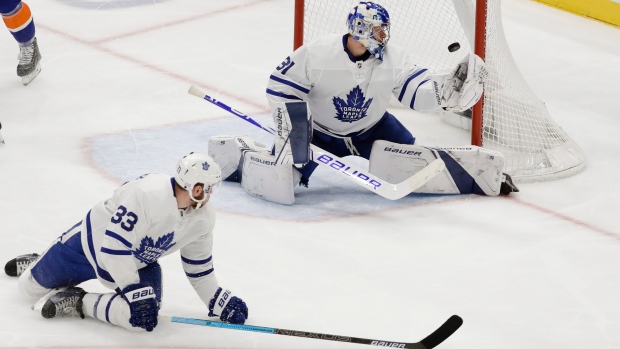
[500,173,519,195]
[4,253,39,277]
[40,287,87,319]
[17,37,42,85]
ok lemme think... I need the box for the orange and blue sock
[1,1,35,46]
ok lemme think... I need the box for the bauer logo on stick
[370,340,405,348]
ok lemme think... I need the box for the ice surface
[1,0,619,348]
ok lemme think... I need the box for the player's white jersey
[79,173,219,306]
[266,34,441,137]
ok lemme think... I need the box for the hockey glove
[121,283,158,332]
[435,53,488,111]
[208,287,248,324]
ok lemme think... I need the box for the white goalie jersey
[79,173,220,307]
[266,34,442,137]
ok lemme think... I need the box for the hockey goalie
[208,1,518,205]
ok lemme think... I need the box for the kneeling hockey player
[4,152,248,332]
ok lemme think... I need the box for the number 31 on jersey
[276,56,295,75]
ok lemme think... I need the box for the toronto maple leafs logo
[133,232,177,264]
[202,161,210,171]
[332,86,373,123]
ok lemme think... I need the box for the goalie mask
[175,152,222,208]
[347,2,390,60]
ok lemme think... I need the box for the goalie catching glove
[208,287,248,324]
[433,53,488,111]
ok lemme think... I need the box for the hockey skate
[17,37,42,86]
[4,253,39,277]
[500,173,519,195]
[36,287,87,319]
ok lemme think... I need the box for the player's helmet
[347,2,390,60]
[175,152,222,208]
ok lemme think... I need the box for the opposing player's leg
[17,37,41,85]
[369,141,518,196]
[0,0,42,85]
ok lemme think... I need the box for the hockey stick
[188,86,446,200]
[163,314,462,349]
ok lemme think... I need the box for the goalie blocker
[273,101,312,166]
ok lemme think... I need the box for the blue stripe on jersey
[410,79,430,109]
[398,69,428,102]
[182,255,212,265]
[101,247,132,255]
[269,75,310,94]
[185,268,214,278]
[266,88,303,101]
[86,211,115,283]
[105,294,119,323]
[104,230,133,249]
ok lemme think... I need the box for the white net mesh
[299,0,586,182]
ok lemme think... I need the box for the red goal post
[293,0,586,183]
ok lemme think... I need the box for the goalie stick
[162,314,463,349]
[188,86,446,200]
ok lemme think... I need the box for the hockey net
[294,0,586,182]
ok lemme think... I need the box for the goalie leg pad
[240,150,301,205]
[208,136,269,182]
[273,101,312,165]
[369,141,505,196]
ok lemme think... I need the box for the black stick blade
[419,315,463,349]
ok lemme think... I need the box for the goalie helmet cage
[293,0,587,183]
